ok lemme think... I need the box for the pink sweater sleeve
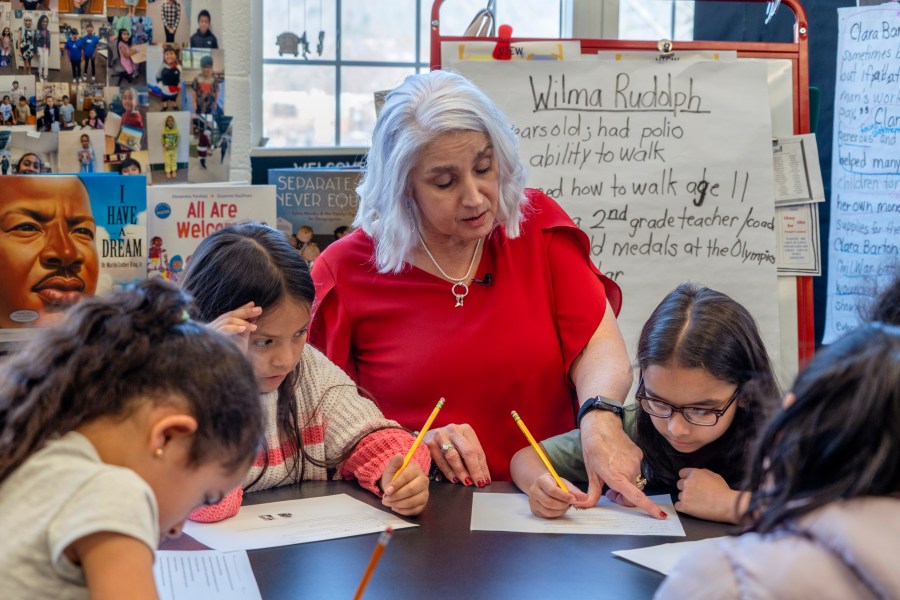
[338,428,431,496]
[188,486,243,523]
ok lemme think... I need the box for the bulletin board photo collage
[0,0,231,184]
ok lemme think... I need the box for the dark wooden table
[163,481,731,599]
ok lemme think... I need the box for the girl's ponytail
[0,279,263,485]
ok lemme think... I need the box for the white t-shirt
[0,432,159,600]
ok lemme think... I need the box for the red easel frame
[430,0,814,366]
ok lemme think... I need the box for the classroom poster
[823,4,900,343]
[147,185,276,283]
[457,60,780,372]
[0,174,146,340]
[270,167,362,252]
[0,1,231,183]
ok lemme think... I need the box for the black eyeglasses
[635,375,740,426]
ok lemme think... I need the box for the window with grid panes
[261,0,564,148]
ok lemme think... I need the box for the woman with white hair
[311,70,657,515]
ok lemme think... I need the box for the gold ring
[635,475,648,490]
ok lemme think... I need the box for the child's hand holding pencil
[380,455,429,516]
[379,398,445,516]
[527,472,588,519]
[512,410,589,518]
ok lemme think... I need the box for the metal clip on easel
[658,38,674,58]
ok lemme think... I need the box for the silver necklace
[417,232,483,307]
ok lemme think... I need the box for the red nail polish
[485,478,491,485]
[476,479,485,488]
[660,511,668,519]
[452,477,459,484]
[464,477,473,486]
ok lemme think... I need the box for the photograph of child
[58,90,75,129]
[63,26,83,82]
[13,12,35,77]
[0,93,14,125]
[103,84,148,155]
[35,81,68,131]
[32,12,52,82]
[146,109,188,183]
[104,148,149,175]
[148,0,186,45]
[56,17,106,83]
[131,15,150,44]
[0,74,36,128]
[180,48,223,117]
[188,1,220,49]
[79,105,102,129]
[11,11,61,83]
[58,128,103,173]
[13,94,33,126]
[107,22,146,86]
[147,43,180,111]
[0,130,59,174]
[1,4,12,72]
[188,115,231,183]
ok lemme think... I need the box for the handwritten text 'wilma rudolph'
[529,73,709,117]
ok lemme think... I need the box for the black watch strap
[577,396,624,428]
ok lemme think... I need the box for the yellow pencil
[511,410,568,493]
[353,526,393,600]
[391,398,445,481]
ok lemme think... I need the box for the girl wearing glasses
[657,321,900,598]
[511,283,780,523]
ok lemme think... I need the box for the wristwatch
[577,396,624,428]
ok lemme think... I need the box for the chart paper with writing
[458,60,779,371]
[824,4,900,343]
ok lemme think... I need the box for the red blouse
[310,190,621,480]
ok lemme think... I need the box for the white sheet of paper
[182,494,417,552]
[612,536,729,575]
[153,550,261,600]
[470,493,685,536]
[772,134,825,205]
[776,204,821,275]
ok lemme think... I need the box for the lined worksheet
[470,493,685,536]
[183,494,416,551]
[154,550,261,600]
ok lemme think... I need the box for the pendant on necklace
[451,282,469,307]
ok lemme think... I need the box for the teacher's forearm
[570,300,633,406]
